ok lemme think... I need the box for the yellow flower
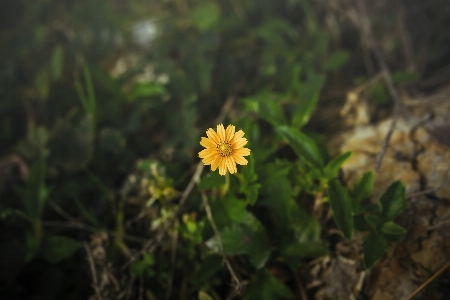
[199,124,251,176]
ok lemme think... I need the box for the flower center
[216,142,232,157]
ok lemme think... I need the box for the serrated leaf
[198,171,226,191]
[192,255,223,285]
[352,171,374,208]
[40,235,81,264]
[381,221,407,235]
[379,181,406,221]
[327,179,354,240]
[324,151,351,179]
[275,126,323,169]
[363,231,388,269]
[324,51,350,71]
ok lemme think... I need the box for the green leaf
[192,255,223,285]
[198,171,226,191]
[190,3,220,31]
[129,82,167,100]
[327,179,354,240]
[207,196,247,230]
[391,71,419,84]
[275,126,323,169]
[14,158,49,219]
[240,152,258,184]
[352,171,374,206]
[198,291,215,300]
[245,183,261,206]
[324,151,351,179]
[35,68,50,99]
[291,74,324,128]
[51,46,64,81]
[364,214,382,230]
[381,221,407,235]
[244,93,286,126]
[218,222,272,269]
[379,181,406,221]
[244,270,294,300]
[280,241,327,262]
[363,231,388,269]
[324,51,350,71]
[40,235,81,264]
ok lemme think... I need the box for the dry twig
[355,0,404,172]
[405,261,450,300]
[122,95,236,270]
[84,242,103,300]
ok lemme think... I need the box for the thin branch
[355,0,404,173]
[292,270,309,300]
[84,242,103,300]
[405,261,450,300]
[122,95,236,270]
[201,192,245,299]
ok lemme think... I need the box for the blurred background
[1,0,449,299]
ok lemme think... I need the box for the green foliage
[0,0,413,298]
[327,179,354,240]
[40,235,82,264]
[379,181,406,222]
[198,171,226,191]
[275,126,324,169]
[363,231,389,269]
[14,159,50,220]
[244,270,294,300]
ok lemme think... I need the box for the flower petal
[233,155,248,165]
[200,137,216,148]
[206,128,220,144]
[203,153,219,165]
[232,138,248,149]
[225,125,235,142]
[228,156,237,173]
[233,148,251,156]
[224,156,233,174]
[219,158,227,175]
[199,148,216,158]
[211,156,221,171]
[230,130,245,143]
[216,124,226,142]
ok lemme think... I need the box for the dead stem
[122,95,236,271]
[405,261,450,300]
[84,242,103,300]
[201,191,245,299]
[355,0,404,173]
